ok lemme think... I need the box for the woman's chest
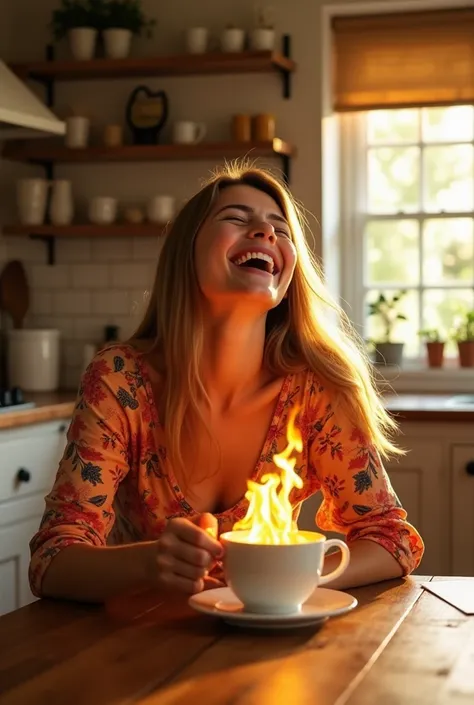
[180,403,282,515]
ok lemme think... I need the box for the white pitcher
[16,178,49,225]
[50,180,74,225]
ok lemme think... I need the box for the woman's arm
[307,398,424,588]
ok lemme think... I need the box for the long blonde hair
[130,162,400,473]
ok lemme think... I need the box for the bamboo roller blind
[332,9,474,111]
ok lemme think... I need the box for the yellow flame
[232,405,304,544]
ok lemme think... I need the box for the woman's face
[194,184,297,313]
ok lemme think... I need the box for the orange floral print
[29,344,424,596]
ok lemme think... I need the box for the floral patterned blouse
[29,344,424,596]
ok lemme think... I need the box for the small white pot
[88,196,118,224]
[103,28,133,59]
[185,27,209,54]
[250,28,275,51]
[68,27,97,61]
[220,28,245,53]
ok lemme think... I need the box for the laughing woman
[29,163,424,603]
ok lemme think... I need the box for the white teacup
[88,196,118,224]
[220,530,350,615]
[172,120,207,145]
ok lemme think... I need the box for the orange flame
[232,405,304,544]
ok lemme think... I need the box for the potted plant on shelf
[367,290,407,366]
[50,0,104,60]
[418,328,445,368]
[250,5,276,51]
[452,311,474,368]
[102,0,155,59]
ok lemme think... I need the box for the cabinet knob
[466,461,474,476]
[16,468,31,484]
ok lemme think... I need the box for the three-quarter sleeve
[308,401,424,575]
[29,351,131,596]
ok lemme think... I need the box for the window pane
[365,289,419,357]
[423,289,474,354]
[368,147,420,213]
[422,106,474,143]
[366,220,419,285]
[423,219,474,284]
[367,109,419,144]
[424,145,474,212]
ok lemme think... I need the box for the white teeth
[232,251,275,274]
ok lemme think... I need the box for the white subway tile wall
[3,235,163,390]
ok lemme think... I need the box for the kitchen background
[0,0,362,391]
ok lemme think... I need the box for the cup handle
[194,123,207,143]
[318,538,351,586]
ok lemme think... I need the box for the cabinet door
[0,516,42,616]
[380,439,447,576]
[451,444,474,576]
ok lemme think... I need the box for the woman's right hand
[152,514,223,594]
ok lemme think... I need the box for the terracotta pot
[458,341,474,368]
[426,341,445,368]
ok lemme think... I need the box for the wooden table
[0,576,473,704]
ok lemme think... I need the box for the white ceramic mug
[220,27,246,53]
[88,197,118,224]
[172,121,206,144]
[185,27,209,54]
[147,195,175,223]
[220,530,351,615]
[16,178,49,226]
[65,116,90,148]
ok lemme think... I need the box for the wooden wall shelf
[2,224,166,265]
[11,51,296,82]
[2,139,294,165]
[3,224,166,238]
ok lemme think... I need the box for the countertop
[0,391,473,432]
[0,576,473,704]
[0,391,76,431]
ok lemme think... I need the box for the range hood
[0,60,65,139]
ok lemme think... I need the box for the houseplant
[102,0,155,59]
[367,290,407,366]
[250,5,276,51]
[418,328,445,368]
[50,0,105,60]
[452,310,474,368]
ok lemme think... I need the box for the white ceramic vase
[103,29,133,59]
[50,180,74,225]
[68,27,97,60]
[16,179,49,226]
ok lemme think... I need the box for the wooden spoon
[0,260,30,329]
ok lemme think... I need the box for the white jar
[7,329,60,392]
[220,28,245,53]
[88,196,118,224]
[50,180,74,225]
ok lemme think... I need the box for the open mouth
[230,252,280,276]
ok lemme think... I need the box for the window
[342,106,474,359]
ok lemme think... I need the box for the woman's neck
[200,315,268,413]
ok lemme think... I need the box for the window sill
[372,362,474,394]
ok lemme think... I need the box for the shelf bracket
[281,34,292,99]
[30,235,56,265]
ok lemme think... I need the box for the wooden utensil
[0,260,30,329]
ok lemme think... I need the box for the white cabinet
[0,419,69,616]
[451,444,474,576]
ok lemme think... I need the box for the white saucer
[189,587,357,630]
